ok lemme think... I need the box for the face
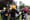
[3,7,6,11]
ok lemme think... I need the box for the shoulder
[15,10,19,12]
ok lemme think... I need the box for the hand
[5,14,8,16]
[9,14,11,16]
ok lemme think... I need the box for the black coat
[9,9,19,17]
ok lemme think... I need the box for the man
[1,8,8,20]
[23,7,29,20]
[9,3,19,20]
[1,7,6,18]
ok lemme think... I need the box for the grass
[0,14,1,20]
[19,15,22,20]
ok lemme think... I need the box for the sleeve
[1,12,4,16]
[15,10,19,14]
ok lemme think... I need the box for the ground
[0,14,1,20]
[0,14,22,20]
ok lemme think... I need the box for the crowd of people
[0,0,30,20]
[1,3,19,20]
[1,2,30,20]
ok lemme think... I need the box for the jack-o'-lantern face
[10,4,16,10]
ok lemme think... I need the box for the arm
[8,10,11,16]
[15,10,19,14]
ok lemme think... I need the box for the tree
[0,0,8,10]
[19,4,24,11]
[9,0,13,4]
[19,4,24,9]
[19,1,24,9]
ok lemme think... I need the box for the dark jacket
[9,9,19,17]
[1,10,9,16]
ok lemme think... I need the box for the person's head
[9,3,17,10]
[23,7,29,13]
[5,8,8,13]
[3,7,6,11]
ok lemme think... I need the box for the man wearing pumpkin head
[9,3,19,20]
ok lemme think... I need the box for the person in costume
[9,3,19,20]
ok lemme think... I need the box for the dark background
[0,0,13,10]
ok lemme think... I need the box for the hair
[5,8,8,12]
